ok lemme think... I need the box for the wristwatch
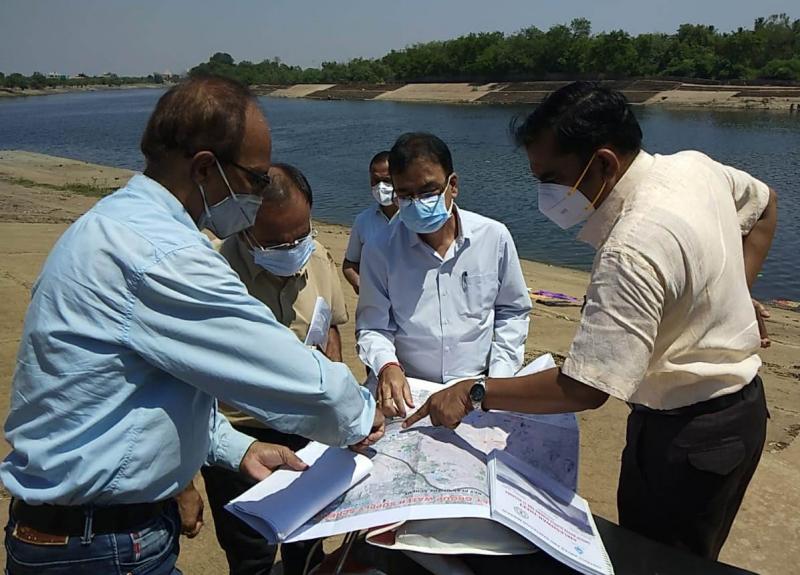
[468,376,488,411]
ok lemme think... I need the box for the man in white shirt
[405,82,778,560]
[343,151,398,294]
[356,133,532,417]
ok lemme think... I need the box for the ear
[449,172,459,199]
[189,151,217,186]
[595,148,621,182]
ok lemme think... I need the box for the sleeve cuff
[214,425,258,471]
[356,339,398,374]
[345,386,377,445]
[562,357,631,403]
[488,362,516,378]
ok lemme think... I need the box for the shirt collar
[127,173,197,231]
[577,150,655,249]
[375,203,396,223]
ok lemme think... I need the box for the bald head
[141,75,260,166]
[140,75,273,228]
[248,163,313,248]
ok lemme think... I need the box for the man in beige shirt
[201,163,348,575]
[406,82,778,561]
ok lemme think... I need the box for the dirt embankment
[256,80,800,111]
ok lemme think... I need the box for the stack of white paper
[488,449,614,575]
[226,442,373,543]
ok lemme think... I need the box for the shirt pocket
[459,272,498,319]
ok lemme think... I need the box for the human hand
[350,407,385,452]
[752,298,771,348]
[403,379,474,430]
[239,442,309,482]
[378,364,414,417]
[175,480,204,539]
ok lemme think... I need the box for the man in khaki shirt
[406,82,778,561]
[201,163,347,575]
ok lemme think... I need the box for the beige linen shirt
[218,236,349,427]
[562,150,770,409]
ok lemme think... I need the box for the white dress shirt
[344,204,394,263]
[356,207,532,383]
[562,150,770,410]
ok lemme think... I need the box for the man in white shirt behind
[356,132,532,417]
[343,151,398,294]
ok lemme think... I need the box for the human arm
[722,164,778,346]
[343,222,364,294]
[342,260,360,294]
[488,228,532,377]
[355,242,412,416]
[127,245,377,448]
[325,325,343,362]
[403,369,608,429]
[742,187,777,289]
[175,479,204,538]
[745,188,777,348]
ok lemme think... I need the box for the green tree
[6,73,29,89]
[29,72,47,89]
[586,30,639,76]
[210,52,235,66]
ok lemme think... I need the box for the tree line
[3,13,798,90]
[0,72,168,91]
[189,14,800,84]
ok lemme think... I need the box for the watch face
[469,382,486,403]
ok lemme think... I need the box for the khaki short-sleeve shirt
[562,150,769,410]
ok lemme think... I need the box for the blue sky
[0,0,797,75]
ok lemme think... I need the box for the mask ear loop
[242,228,264,251]
[568,152,597,197]
[586,180,607,212]
[197,183,213,223]
[438,174,455,216]
[215,158,258,223]
[214,158,237,199]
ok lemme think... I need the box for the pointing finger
[403,401,430,428]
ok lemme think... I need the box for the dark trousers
[618,375,768,560]
[201,425,323,575]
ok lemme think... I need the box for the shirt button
[441,290,447,296]
[445,346,450,351]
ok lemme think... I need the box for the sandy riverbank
[0,84,167,98]
[1,151,798,574]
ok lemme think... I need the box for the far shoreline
[0,84,166,99]
[3,80,800,112]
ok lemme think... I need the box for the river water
[0,88,797,300]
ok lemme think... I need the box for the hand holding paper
[239,441,309,482]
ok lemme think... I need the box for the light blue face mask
[250,233,316,277]
[197,160,263,239]
[398,177,455,234]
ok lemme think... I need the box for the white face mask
[538,153,606,230]
[371,181,394,206]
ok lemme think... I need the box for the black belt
[630,376,761,417]
[11,499,168,536]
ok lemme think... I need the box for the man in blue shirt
[1,76,383,575]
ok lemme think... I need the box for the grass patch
[0,174,114,197]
